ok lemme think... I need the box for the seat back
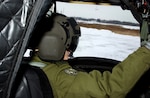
[12,65,53,98]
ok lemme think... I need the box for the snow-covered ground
[56,1,140,61]
[74,27,140,61]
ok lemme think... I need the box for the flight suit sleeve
[88,47,150,98]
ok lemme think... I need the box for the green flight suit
[31,47,150,98]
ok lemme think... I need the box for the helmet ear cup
[38,35,66,61]
[37,14,67,61]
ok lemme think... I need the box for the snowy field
[56,1,140,61]
[74,27,140,61]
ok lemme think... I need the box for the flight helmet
[37,13,81,61]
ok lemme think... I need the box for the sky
[56,1,141,61]
[56,1,138,24]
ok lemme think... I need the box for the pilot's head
[37,13,81,61]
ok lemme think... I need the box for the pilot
[30,12,150,98]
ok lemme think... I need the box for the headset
[37,13,81,61]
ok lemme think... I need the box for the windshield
[56,1,140,61]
